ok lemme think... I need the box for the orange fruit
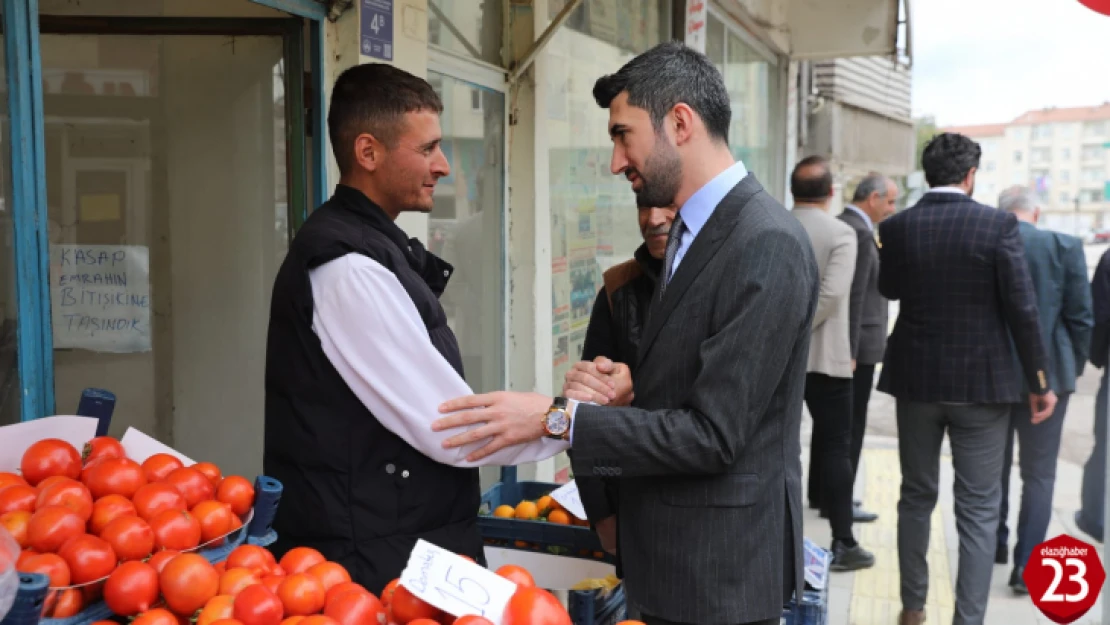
[535,496,552,513]
[513,501,538,520]
[546,509,570,525]
[492,505,514,518]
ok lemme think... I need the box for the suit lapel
[637,174,764,365]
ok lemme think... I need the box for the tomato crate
[478,470,612,564]
[568,584,626,625]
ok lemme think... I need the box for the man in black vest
[263,63,565,595]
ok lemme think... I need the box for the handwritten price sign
[1025,534,1106,624]
[549,481,587,520]
[399,540,518,624]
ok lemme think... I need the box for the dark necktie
[660,213,685,301]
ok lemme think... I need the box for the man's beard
[633,141,682,209]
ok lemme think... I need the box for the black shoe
[1075,511,1104,543]
[829,540,876,572]
[995,544,1008,565]
[1009,567,1028,595]
[853,505,879,523]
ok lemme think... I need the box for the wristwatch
[541,397,572,441]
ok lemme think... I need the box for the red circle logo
[1024,534,1106,624]
[1079,0,1110,15]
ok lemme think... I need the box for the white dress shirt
[310,253,570,467]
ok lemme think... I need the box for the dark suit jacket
[570,175,817,624]
[1091,248,1110,369]
[839,208,888,365]
[1010,221,1092,394]
[876,191,1050,403]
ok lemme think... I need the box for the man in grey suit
[993,185,1093,594]
[433,41,817,625]
[789,156,874,571]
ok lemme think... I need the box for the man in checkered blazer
[876,132,1056,625]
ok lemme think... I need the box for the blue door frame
[1,0,329,421]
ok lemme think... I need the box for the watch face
[545,410,569,435]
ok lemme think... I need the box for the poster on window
[50,244,152,353]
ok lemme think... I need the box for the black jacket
[263,185,482,595]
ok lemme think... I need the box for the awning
[787,0,911,63]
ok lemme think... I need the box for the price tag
[549,480,587,521]
[399,539,518,624]
[1025,534,1105,624]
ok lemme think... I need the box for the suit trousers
[851,364,877,485]
[805,372,856,542]
[896,401,1009,625]
[1079,366,1107,536]
[996,393,1070,570]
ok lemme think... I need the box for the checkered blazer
[876,191,1050,403]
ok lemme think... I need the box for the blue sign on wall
[360,0,393,61]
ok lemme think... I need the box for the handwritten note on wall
[50,245,152,353]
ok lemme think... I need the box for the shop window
[427,0,502,66]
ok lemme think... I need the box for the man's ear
[670,103,697,146]
[354,133,382,173]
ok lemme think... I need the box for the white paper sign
[399,540,517,624]
[803,537,832,590]
[684,0,707,53]
[549,480,587,521]
[50,244,152,353]
[120,427,195,465]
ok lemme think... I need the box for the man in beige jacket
[790,156,875,571]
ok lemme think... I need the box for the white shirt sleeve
[309,253,569,467]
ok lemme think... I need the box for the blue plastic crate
[568,584,626,625]
[478,479,612,562]
[782,539,831,625]
[1,574,50,625]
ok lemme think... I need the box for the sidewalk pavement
[799,431,1103,625]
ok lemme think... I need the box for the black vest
[604,245,662,377]
[263,185,482,595]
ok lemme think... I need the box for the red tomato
[389,585,441,624]
[147,549,181,573]
[0,510,31,548]
[380,578,400,608]
[101,514,155,561]
[142,454,185,483]
[150,509,202,552]
[83,457,148,500]
[27,506,85,553]
[324,587,388,625]
[132,483,188,522]
[16,552,71,587]
[0,485,37,515]
[211,621,247,625]
[227,545,279,576]
[58,533,117,584]
[219,567,262,596]
[277,573,327,616]
[233,584,285,625]
[92,621,121,625]
[503,587,571,625]
[36,478,93,521]
[21,439,82,486]
[82,437,126,466]
[0,472,26,491]
[306,561,351,592]
[495,565,536,588]
[260,575,284,595]
[408,620,440,625]
[197,595,237,625]
[193,500,234,545]
[133,608,182,625]
[323,581,369,606]
[216,476,255,517]
[193,462,223,487]
[453,617,495,625]
[51,587,84,618]
[299,617,338,625]
[164,467,215,508]
[160,553,220,616]
[89,494,138,535]
[280,618,305,625]
[279,547,325,575]
[104,560,160,615]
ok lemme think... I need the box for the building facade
[944,104,1110,236]
[0,0,908,484]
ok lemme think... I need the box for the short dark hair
[851,173,890,203]
[790,155,833,202]
[327,63,443,175]
[592,41,731,144]
[921,132,981,187]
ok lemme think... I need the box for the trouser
[896,401,1009,625]
[805,372,855,542]
[850,364,877,485]
[996,393,1070,569]
[1079,367,1108,535]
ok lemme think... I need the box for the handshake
[561,356,636,407]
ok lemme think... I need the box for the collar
[927,186,968,196]
[844,205,874,231]
[634,244,663,281]
[679,160,749,239]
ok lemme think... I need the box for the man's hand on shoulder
[563,356,634,406]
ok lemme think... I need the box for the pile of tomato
[0,435,257,618]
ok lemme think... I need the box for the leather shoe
[1009,567,1028,595]
[829,540,875,572]
[853,506,878,523]
[899,609,926,625]
[995,544,1008,565]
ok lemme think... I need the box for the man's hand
[851,359,857,372]
[594,515,617,555]
[1030,390,1057,424]
[433,392,552,462]
[563,356,634,406]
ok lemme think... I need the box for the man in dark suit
[434,41,817,625]
[993,185,1092,595]
[1077,247,1110,544]
[877,133,1055,625]
[808,173,897,524]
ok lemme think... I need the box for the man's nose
[610,147,628,176]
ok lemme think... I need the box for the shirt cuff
[568,399,597,446]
